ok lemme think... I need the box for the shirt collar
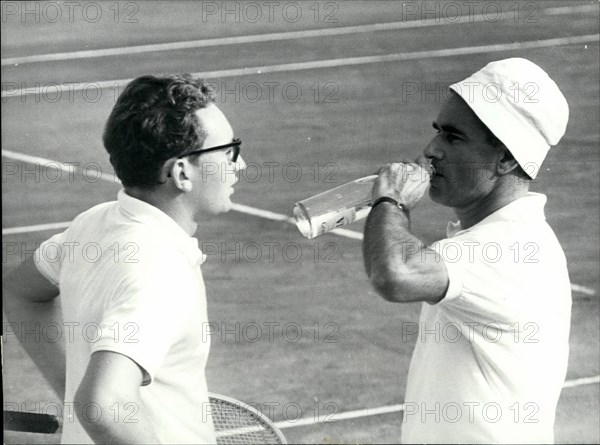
[117,189,206,266]
[447,192,547,238]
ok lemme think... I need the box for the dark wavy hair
[103,73,215,188]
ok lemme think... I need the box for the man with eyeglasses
[3,73,245,443]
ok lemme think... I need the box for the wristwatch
[372,196,409,214]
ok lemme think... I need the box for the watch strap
[372,196,408,213]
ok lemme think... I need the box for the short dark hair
[482,125,531,181]
[103,73,215,188]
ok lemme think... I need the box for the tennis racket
[209,393,287,444]
[3,392,286,444]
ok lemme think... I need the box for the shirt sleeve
[90,253,198,385]
[34,229,71,287]
[429,237,468,304]
[429,227,540,326]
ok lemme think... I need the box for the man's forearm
[363,203,446,303]
[363,202,423,278]
[77,395,160,444]
[75,350,162,443]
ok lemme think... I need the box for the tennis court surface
[2,1,599,443]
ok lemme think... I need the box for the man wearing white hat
[363,58,571,443]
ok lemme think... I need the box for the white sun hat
[449,58,569,179]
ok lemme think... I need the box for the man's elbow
[74,384,124,436]
[369,266,440,303]
[369,269,412,303]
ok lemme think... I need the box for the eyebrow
[432,121,467,137]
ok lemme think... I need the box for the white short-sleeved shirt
[35,190,216,444]
[401,193,571,444]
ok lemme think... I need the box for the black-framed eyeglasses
[178,138,242,162]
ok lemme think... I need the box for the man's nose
[233,155,246,172]
[423,138,443,160]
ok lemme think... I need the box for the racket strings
[209,398,283,444]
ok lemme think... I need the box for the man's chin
[199,199,232,217]
[428,187,440,202]
[428,188,449,206]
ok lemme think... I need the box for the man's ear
[496,149,520,176]
[164,159,193,192]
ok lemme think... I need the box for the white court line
[570,283,598,297]
[273,375,600,429]
[562,375,600,388]
[1,149,597,297]
[1,150,74,172]
[545,4,600,15]
[2,221,71,235]
[2,34,598,98]
[1,4,596,67]
[1,149,120,183]
[273,403,406,429]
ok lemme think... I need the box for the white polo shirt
[35,190,215,444]
[401,193,571,444]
